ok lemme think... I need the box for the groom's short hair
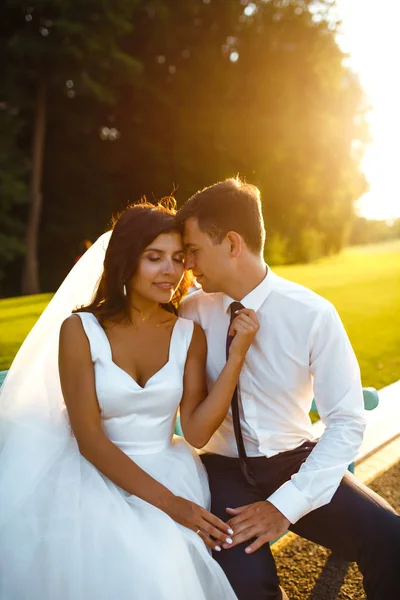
[178,178,265,255]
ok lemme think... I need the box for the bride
[0,200,259,599]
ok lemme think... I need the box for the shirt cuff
[267,480,312,524]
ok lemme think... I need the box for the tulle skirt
[0,436,237,599]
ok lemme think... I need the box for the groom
[178,178,400,600]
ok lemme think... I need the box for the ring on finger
[195,528,201,535]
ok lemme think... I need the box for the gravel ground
[273,461,400,600]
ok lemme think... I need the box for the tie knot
[230,301,244,323]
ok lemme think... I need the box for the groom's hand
[224,501,290,554]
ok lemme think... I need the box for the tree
[113,0,368,263]
[1,0,140,293]
[169,0,369,262]
[1,0,370,295]
[350,216,400,245]
[0,107,28,291]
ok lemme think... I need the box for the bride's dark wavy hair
[74,199,191,322]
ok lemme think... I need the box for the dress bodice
[76,312,194,455]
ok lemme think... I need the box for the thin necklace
[130,306,169,328]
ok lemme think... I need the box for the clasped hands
[166,495,289,554]
[224,501,290,554]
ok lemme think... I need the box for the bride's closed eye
[147,254,184,264]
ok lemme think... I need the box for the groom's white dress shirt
[179,268,366,524]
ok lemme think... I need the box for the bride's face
[128,231,185,304]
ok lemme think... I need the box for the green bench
[310,387,379,473]
[310,387,379,413]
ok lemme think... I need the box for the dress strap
[170,317,194,371]
[74,312,110,363]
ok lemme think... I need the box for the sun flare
[336,0,400,221]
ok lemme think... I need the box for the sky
[335,0,400,220]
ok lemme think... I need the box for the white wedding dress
[0,311,237,599]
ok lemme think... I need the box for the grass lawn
[0,293,53,371]
[0,239,399,389]
[274,240,400,389]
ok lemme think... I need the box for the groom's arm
[266,304,366,523]
[226,304,366,553]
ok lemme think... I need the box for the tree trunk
[22,75,47,295]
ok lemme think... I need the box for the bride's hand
[228,309,259,360]
[164,495,233,551]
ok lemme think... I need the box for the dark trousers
[201,443,400,600]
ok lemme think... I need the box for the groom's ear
[226,231,242,258]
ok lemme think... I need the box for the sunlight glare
[336,0,400,220]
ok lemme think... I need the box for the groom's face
[183,218,229,293]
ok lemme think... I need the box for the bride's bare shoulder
[58,314,94,373]
[59,314,89,347]
[187,322,207,357]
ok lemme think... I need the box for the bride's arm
[179,311,259,448]
[59,315,232,549]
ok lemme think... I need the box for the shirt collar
[221,264,273,314]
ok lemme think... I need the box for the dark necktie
[226,301,256,485]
